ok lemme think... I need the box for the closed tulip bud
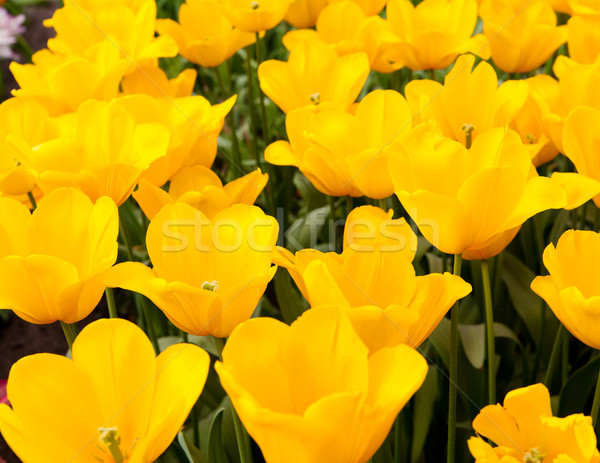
[0,188,118,324]
[469,383,599,462]
[157,0,258,68]
[105,203,278,338]
[384,0,489,71]
[258,39,370,114]
[567,15,600,65]
[134,166,268,220]
[390,128,600,258]
[479,0,567,74]
[216,0,294,33]
[532,230,600,350]
[284,0,328,27]
[121,67,197,99]
[216,306,428,463]
[0,318,210,462]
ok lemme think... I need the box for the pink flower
[0,7,25,59]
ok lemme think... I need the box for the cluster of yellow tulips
[1,0,600,461]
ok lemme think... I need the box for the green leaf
[157,335,218,357]
[284,205,330,251]
[208,409,227,463]
[502,251,541,343]
[274,268,307,324]
[178,431,209,463]
[411,368,439,463]
[559,355,600,417]
[429,318,450,369]
[458,323,523,369]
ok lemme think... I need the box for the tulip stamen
[462,123,475,149]
[98,427,126,463]
[309,93,321,105]
[526,133,537,144]
[201,280,220,292]
[523,447,545,463]
[251,1,259,9]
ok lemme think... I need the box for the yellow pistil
[201,280,220,292]
[309,93,321,105]
[523,447,545,463]
[98,427,126,463]
[462,123,475,149]
[251,1,259,9]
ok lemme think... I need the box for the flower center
[309,93,321,105]
[523,447,545,463]
[201,280,220,292]
[461,123,475,149]
[526,133,537,144]
[98,427,127,463]
[251,1,260,9]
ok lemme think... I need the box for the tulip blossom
[542,57,600,153]
[157,0,257,68]
[284,0,328,27]
[384,0,489,71]
[11,98,170,205]
[216,306,428,463]
[266,89,414,198]
[479,0,567,74]
[134,166,268,220]
[329,0,387,15]
[216,0,294,33]
[283,1,402,73]
[510,75,560,167]
[531,230,600,350]
[120,66,198,100]
[258,39,370,114]
[405,54,528,146]
[562,107,600,208]
[275,206,471,352]
[106,203,278,338]
[44,0,177,66]
[390,128,600,259]
[568,15,600,65]
[468,383,600,462]
[0,188,118,324]
[0,318,210,462]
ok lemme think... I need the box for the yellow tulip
[134,166,268,220]
[329,0,387,15]
[510,75,560,167]
[0,188,118,324]
[283,1,402,73]
[44,0,177,66]
[406,54,529,145]
[10,45,130,116]
[542,57,600,153]
[390,128,600,258]
[216,306,428,463]
[284,0,328,27]
[119,94,236,187]
[562,107,600,208]
[275,206,471,351]
[469,383,600,462]
[11,98,170,205]
[216,0,294,33]
[105,203,278,338]
[0,318,210,462]
[565,0,600,15]
[385,0,489,71]
[479,0,567,74]
[531,230,600,350]
[258,39,370,114]
[121,67,198,99]
[568,15,600,65]
[157,0,257,68]
[266,89,413,198]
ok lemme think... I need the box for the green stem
[328,195,338,252]
[481,259,496,404]
[17,35,34,61]
[428,68,436,81]
[244,47,260,169]
[447,253,462,463]
[220,64,243,177]
[394,414,401,463]
[591,369,600,428]
[544,324,566,388]
[255,32,269,146]
[212,336,253,463]
[561,330,569,386]
[105,287,118,319]
[378,198,387,210]
[346,196,353,216]
[60,321,77,350]
[27,191,37,211]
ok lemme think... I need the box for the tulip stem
[213,336,253,463]
[544,324,566,388]
[255,32,269,145]
[328,195,338,252]
[60,321,77,350]
[216,65,243,177]
[447,253,462,463]
[481,259,496,404]
[591,369,600,428]
[106,287,118,319]
[244,46,260,170]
